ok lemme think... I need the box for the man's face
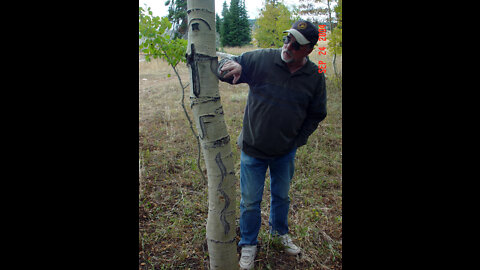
[281,34,313,64]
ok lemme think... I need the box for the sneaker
[239,245,257,270]
[278,234,301,255]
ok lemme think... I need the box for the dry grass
[139,45,342,269]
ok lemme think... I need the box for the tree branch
[163,51,207,185]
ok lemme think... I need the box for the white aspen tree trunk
[186,0,238,269]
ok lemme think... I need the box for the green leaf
[139,5,187,67]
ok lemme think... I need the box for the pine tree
[165,0,188,38]
[228,0,241,46]
[216,13,222,34]
[238,0,251,45]
[220,0,251,47]
[220,1,231,46]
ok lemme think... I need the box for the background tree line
[163,0,341,54]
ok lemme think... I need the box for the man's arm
[295,74,327,147]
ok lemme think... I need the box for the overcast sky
[138,0,320,20]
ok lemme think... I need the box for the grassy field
[139,44,342,269]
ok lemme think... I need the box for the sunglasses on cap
[283,35,301,51]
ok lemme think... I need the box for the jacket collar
[274,49,316,76]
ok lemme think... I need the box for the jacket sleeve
[295,73,327,147]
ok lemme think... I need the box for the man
[217,20,327,270]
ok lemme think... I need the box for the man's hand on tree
[220,60,242,84]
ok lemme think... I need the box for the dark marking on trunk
[187,8,214,15]
[186,43,201,97]
[188,18,212,31]
[214,106,224,115]
[185,44,218,98]
[192,22,200,31]
[213,136,230,148]
[202,135,230,150]
[190,96,220,108]
[208,237,236,244]
[198,114,215,140]
[215,152,230,235]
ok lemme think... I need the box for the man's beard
[281,48,294,63]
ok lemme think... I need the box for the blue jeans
[238,148,297,246]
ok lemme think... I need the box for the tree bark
[186,0,238,269]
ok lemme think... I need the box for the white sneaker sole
[285,248,301,256]
[239,261,254,270]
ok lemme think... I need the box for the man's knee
[240,197,262,211]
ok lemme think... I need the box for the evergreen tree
[228,0,242,46]
[165,0,188,39]
[220,0,251,47]
[216,13,222,34]
[220,1,232,46]
[238,0,251,45]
